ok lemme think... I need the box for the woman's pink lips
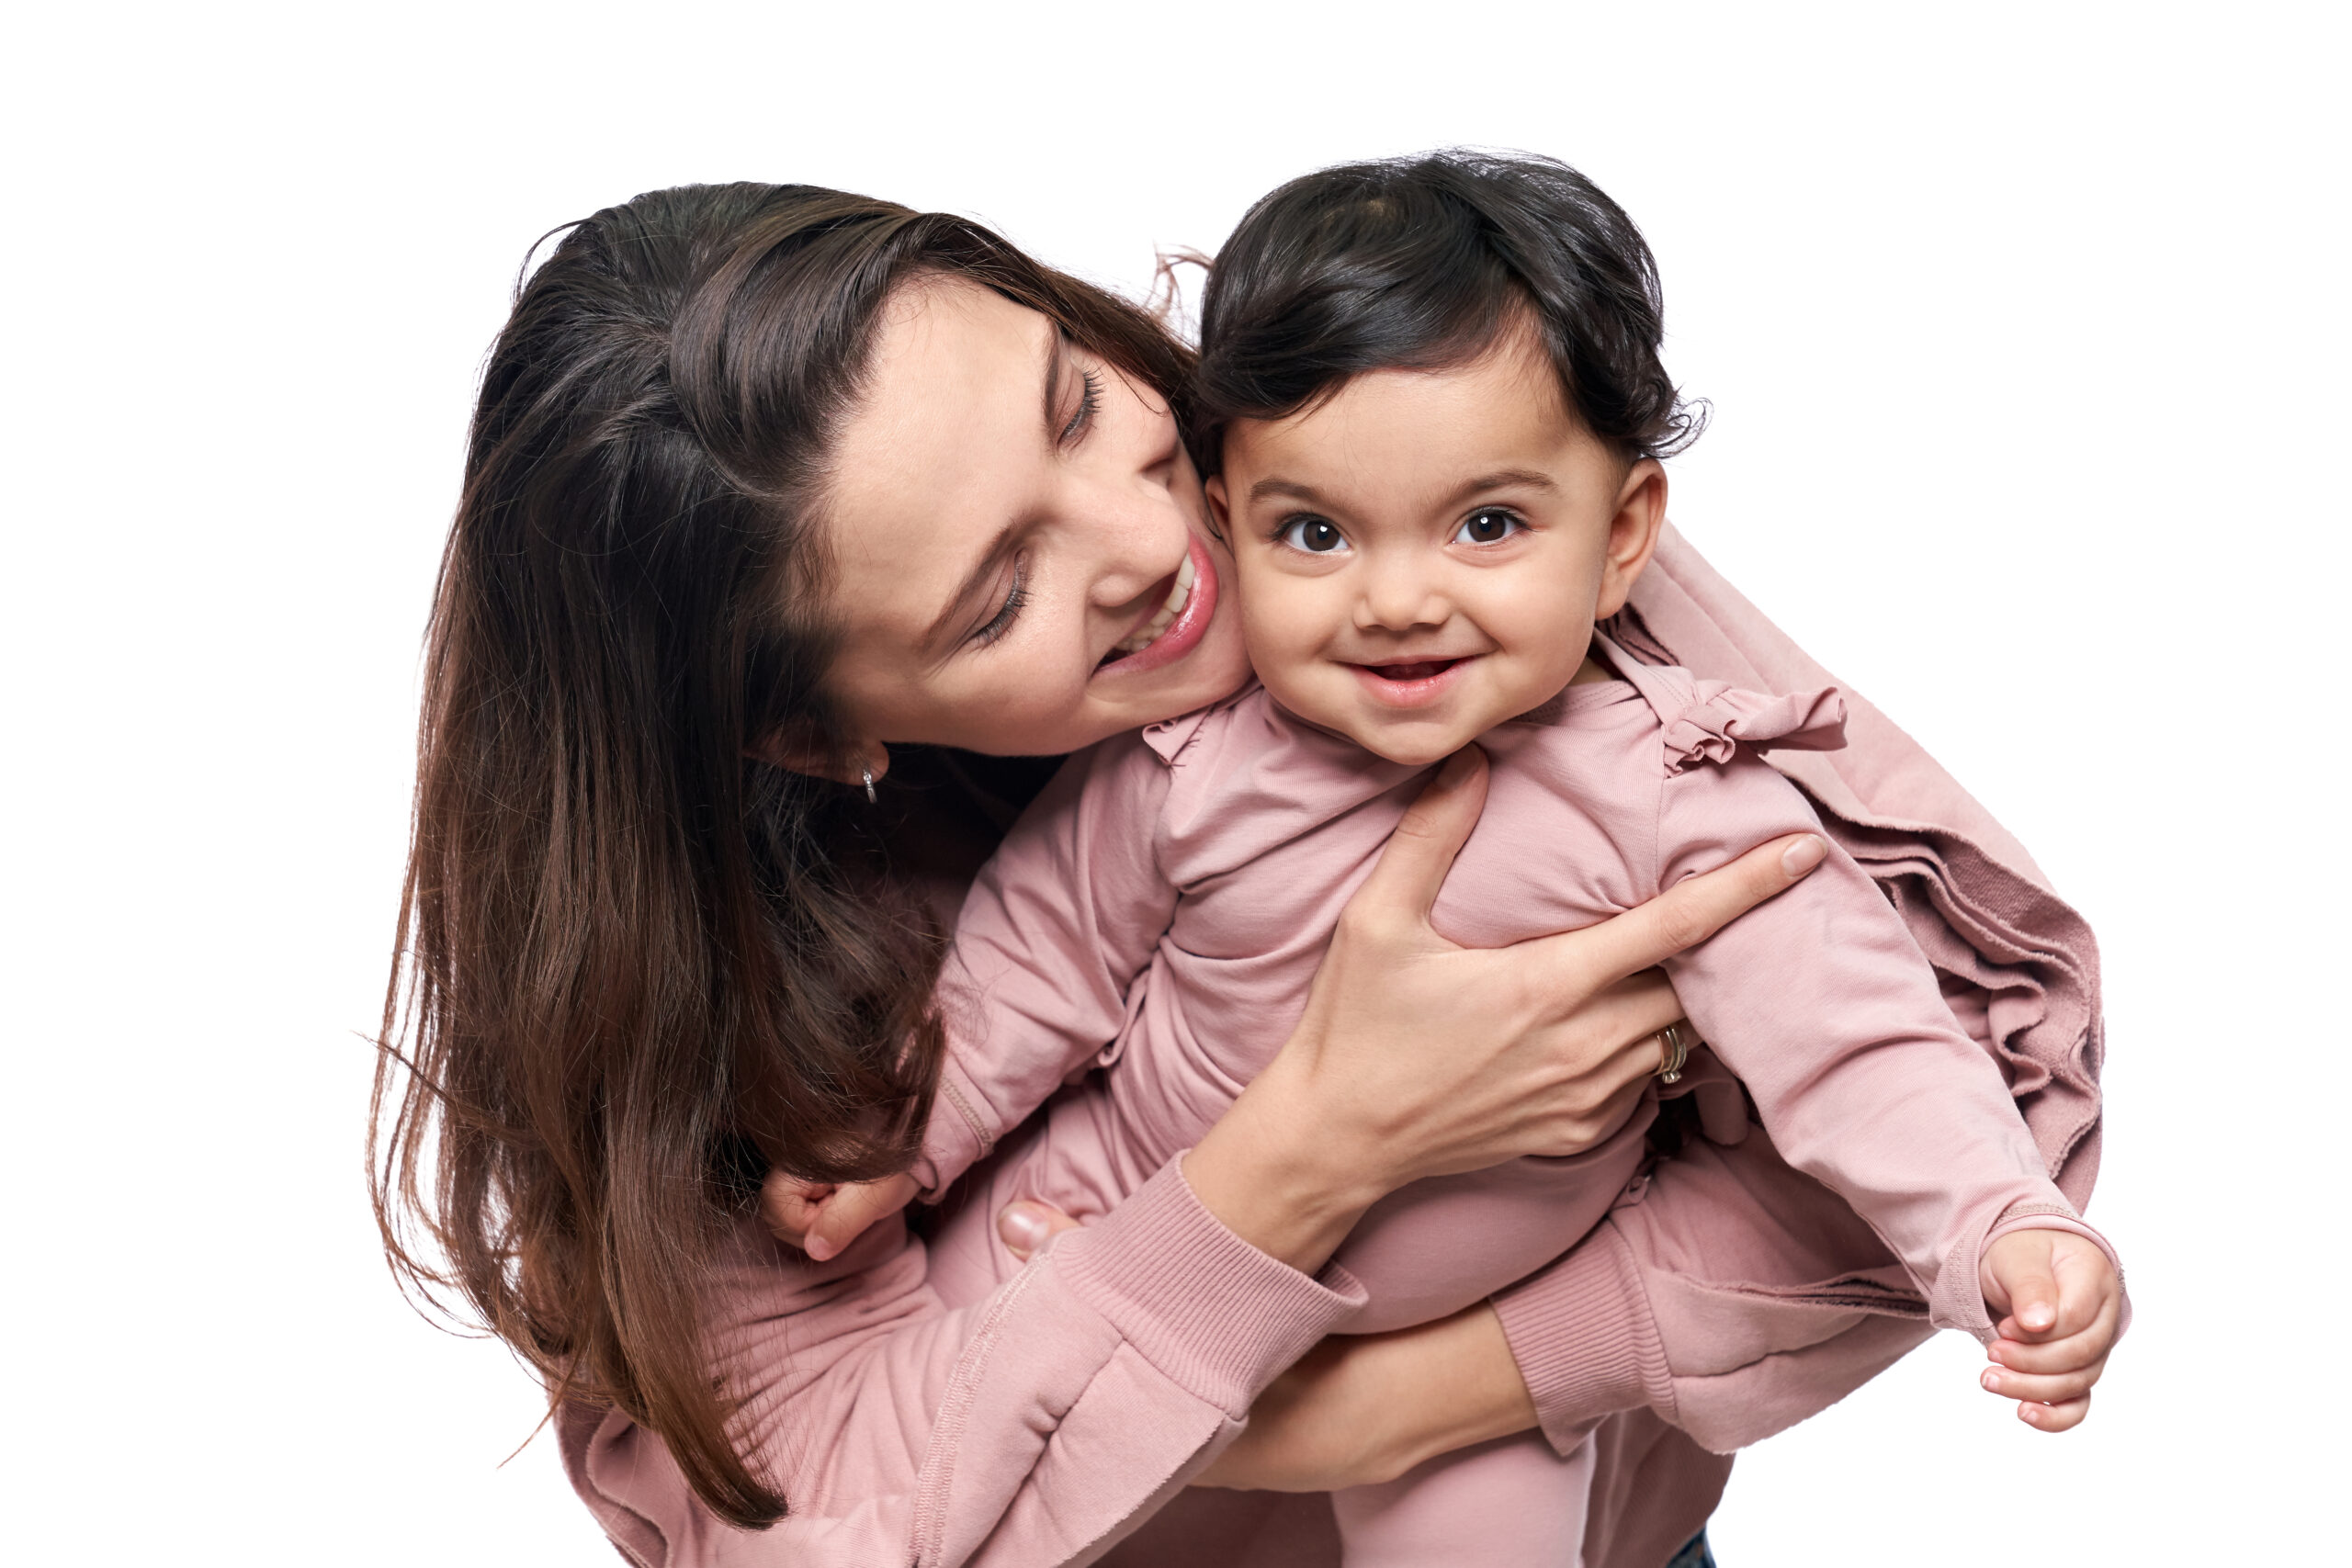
[1092,533,1219,679]
[1349,656,1476,708]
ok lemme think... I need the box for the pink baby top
[919,635,2091,1340]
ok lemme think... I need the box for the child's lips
[1349,655,1477,706]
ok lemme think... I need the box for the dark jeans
[1664,1531,1717,1568]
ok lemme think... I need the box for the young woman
[373,180,2109,1568]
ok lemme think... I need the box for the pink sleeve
[1651,750,2086,1336]
[918,738,1182,1193]
[560,1157,1368,1567]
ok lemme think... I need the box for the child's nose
[1353,558,1451,631]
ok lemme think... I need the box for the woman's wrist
[1184,1054,1389,1274]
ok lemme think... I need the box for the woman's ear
[745,729,888,789]
[1593,459,1668,621]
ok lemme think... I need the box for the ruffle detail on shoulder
[1661,682,1849,773]
[1141,680,1264,764]
[1142,707,1215,763]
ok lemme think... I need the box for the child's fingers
[2011,1391,2091,1433]
[759,1171,834,1247]
[806,1175,918,1262]
[1995,1252,2063,1337]
[1992,1280,2122,1371]
[1981,1356,2106,1406]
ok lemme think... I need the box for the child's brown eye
[1277,516,1350,554]
[1455,507,1524,546]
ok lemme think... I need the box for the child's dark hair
[1191,150,1704,474]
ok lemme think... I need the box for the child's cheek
[1234,557,1327,699]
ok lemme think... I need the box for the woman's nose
[1082,477,1189,611]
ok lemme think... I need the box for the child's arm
[914,734,1184,1195]
[1653,749,2126,1356]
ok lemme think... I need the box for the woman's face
[815,278,1248,767]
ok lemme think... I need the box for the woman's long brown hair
[370,183,1193,1529]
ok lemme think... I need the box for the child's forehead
[1221,327,1591,492]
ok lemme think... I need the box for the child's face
[1206,325,1668,766]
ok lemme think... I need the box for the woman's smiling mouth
[1094,533,1219,677]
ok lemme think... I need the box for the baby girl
[789,152,2124,1564]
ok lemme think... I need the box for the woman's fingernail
[1981,1370,2002,1392]
[999,1203,1049,1256]
[1782,835,1826,876]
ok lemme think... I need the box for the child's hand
[759,1172,921,1262]
[1976,1227,2122,1432]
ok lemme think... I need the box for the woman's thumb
[1353,747,1489,924]
[998,1200,1082,1261]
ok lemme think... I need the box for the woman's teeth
[1114,555,1196,653]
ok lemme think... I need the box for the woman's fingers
[1344,749,1489,933]
[997,1200,1083,1262]
[1524,833,1826,993]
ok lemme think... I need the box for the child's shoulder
[1584,636,1849,779]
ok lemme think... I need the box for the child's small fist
[1976,1227,2123,1433]
[807,1173,921,1262]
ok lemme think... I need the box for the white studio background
[4,4,2342,1562]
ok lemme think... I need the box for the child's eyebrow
[1248,468,1560,509]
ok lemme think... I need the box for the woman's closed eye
[970,558,1030,648]
[1275,515,1350,554]
[1059,367,1102,448]
[1453,506,1526,546]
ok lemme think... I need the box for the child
[790,152,2123,1565]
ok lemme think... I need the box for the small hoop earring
[861,767,877,805]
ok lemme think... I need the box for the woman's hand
[1186,746,1826,1272]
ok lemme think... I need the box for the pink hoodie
[556,528,2119,1568]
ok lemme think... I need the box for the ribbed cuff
[1050,1156,1369,1416]
[914,1062,996,1199]
[1490,1224,1674,1457]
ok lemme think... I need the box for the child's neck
[1568,652,1616,686]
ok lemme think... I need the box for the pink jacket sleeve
[1493,529,2122,1487]
[560,1158,1368,1567]
[1648,741,2092,1337]
[917,738,1181,1194]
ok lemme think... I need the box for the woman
[374,181,2108,1568]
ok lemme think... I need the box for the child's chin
[1355,729,1469,768]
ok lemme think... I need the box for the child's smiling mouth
[1348,655,1479,707]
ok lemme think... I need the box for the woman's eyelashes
[1275,515,1350,554]
[1453,506,1526,546]
[1058,367,1102,447]
[970,559,1030,648]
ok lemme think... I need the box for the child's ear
[1203,473,1233,543]
[1594,459,1668,621]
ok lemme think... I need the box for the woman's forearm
[1194,1303,1538,1492]
[1182,1054,1386,1273]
